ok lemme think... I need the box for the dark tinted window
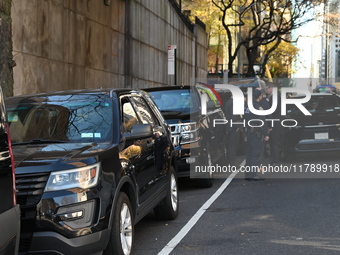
[131,96,159,126]
[7,96,113,143]
[148,89,199,113]
[287,95,340,115]
[121,98,140,132]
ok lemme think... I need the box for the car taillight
[6,123,16,206]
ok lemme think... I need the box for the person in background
[244,89,269,181]
[266,83,284,166]
[259,87,271,159]
[223,94,244,167]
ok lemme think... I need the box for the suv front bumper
[174,145,203,178]
[27,228,111,255]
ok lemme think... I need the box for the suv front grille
[16,173,49,208]
[170,124,181,146]
[169,122,199,146]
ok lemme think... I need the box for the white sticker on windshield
[8,113,18,122]
[94,133,101,138]
[81,133,94,138]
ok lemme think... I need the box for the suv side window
[121,97,140,132]
[131,95,167,136]
[196,85,222,109]
[196,87,209,107]
[131,96,160,127]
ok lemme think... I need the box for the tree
[265,40,300,78]
[0,0,14,97]
[212,0,326,78]
[182,0,227,72]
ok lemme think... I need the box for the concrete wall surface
[11,0,208,95]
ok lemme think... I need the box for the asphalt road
[134,152,340,255]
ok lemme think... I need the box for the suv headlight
[180,122,200,145]
[45,163,100,192]
[180,123,197,132]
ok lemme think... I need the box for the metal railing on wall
[168,0,194,33]
[195,16,206,31]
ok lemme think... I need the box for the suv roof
[144,85,191,92]
[291,92,338,98]
[7,88,144,99]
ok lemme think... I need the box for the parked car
[5,89,178,255]
[283,93,340,159]
[0,87,20,255]
[145,84,227,187]
[313,84,338,94]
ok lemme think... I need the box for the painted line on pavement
[158,160,245,255]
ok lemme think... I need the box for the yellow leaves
[266,41,300,77]
[182,0,223,33]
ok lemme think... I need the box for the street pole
[238,24,241,79]
[174,48,177,85]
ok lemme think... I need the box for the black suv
[0,87,20,255]
[145,85,227,187]
[5,89,178,255]
[283,93,340,158]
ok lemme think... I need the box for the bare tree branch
[212,0,325,77]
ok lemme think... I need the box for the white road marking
[158,160,244,255]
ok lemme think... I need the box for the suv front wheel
[105,192,133,255]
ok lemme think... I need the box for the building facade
[320,0,340,86]
[11,0,208,96]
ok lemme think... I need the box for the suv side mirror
[124,124,153,139]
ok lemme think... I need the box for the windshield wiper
[160,110,187,115]
[12,139,68,145]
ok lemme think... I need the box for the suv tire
[105,192,134,255]
[218,134,228,166]
[154,166,179,220]
[196,149,213,188]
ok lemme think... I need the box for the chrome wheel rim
[170,173,178,212]
[120,203,133,255]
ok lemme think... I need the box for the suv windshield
[7,95,113,143]
[148,89,199,114]
[287,95,340,115]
